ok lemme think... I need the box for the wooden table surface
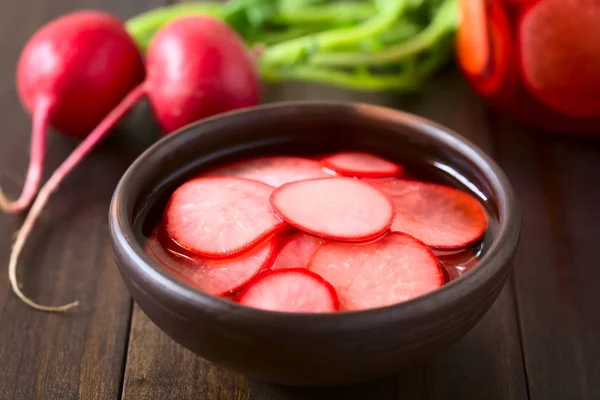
[1,0,599,399]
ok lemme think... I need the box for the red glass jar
[456,0,600,136]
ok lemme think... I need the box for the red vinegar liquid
[145,223,485,288]
[457,0,600,136]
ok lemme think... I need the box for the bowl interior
[112,101,518,319]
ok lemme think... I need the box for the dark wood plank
[490,116,600,399]
[426,286,526,400]
[122,71,528,400]
[123,305,249,400]
[0,0,163,398]
[123,305,402,400]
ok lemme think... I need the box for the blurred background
[0,1,598,399]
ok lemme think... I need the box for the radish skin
[0,98,52,212]
[8,15,258,311]
[0,11,145,214]
[237,268,340,313]
[146,16,259,133]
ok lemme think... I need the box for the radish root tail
[8,168,80,311]
[8,84,147,312]
[0,97,52,214]
[8,180,80,310]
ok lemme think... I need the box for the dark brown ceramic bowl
[109,101,520,387]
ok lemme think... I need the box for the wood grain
[0,0,163,399]
[6,0,599,398]
[122,72,528,400]
[490,116,600,400]
[123,305,403,400]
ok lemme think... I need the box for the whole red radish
[146,16,260,133]
[8,15,259,311]
[0,11,145,213]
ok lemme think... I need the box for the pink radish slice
[237,269,339,312]
[146,227,275,295]
[373,180,487,250]
[519,0,600,117]
[308,232,444,310]
[165,177,285,258]
[321,152,402,178]
[204,156,331,187]
[270,177,394,241]
[271,232,325,270]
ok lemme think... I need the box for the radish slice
[374,180,487,249]
[204,156,331,187]
[145,227,275,295]
[457,0,489,76]
[308,232,443,310]
[165,177,285,258]
[519,0,600,117]
[271,232,325,270]
[237,268,339,312]
[321,152,402,178]
[270,177,394,241]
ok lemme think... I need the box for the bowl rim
[109,100,521,324]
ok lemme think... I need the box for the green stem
[310,0,458,66]
[124,0,457,93]
[253,27,320,46]
[126,2,224,51]
[220,0,264,20]
[260,0,407,67]
[270,3,376,26]
[377,22,421,44]
[263,66,419,92]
